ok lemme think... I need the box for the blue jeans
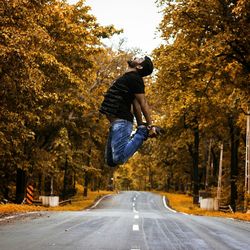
[105,119,148,167]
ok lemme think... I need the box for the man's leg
[111,120,133,164]
[110,120,148,165]
[121,125,148,162]
[105,127,117,167]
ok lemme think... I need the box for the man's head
[127,56,154,77]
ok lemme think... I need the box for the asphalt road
[0,191,250,250]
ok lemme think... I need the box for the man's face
[127,57,144,68]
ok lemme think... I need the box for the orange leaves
[232,0,249,16]
[224,61,243,80]
[155,0,249,122]
[0,0,123,200]
[127,0,250,200]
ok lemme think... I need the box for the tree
[149,0,250,206]
[0,0,120,200]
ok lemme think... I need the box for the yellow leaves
[10,0,32,8]
[232,0,249,16]
[224,61,242,80]
[0,203,47,214]
[53,128,71,149]
[0,0,124,199]
[0,190,114,213]
[144,0,250,197]
[38,52,56,66]
[158,192,250,221]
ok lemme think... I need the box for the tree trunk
[38,173,45,196]
[187,125,200,203]
[3,172,10,200]
[229,116,240,212]
[148,167,153,190]
[63,155,70,199]
[83,171,89,197]
[15,168,26,204]
[73,171,76,191]
[83,146,92,197]
[211,148,218,179]
[3,187,9,200]
[193,127,200,203]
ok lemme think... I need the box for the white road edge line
[0,211,41,222]
[0,214,26,221]
[163,198,250,219]
[162,196,193,216]
[88,194,112,210]
[162,196,177,213]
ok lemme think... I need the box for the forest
[0,0,249,212]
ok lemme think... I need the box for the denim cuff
[136,126,149,140]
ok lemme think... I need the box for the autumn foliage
[115,0,250,212]
[0,0,121,202]
[0,0,249,214]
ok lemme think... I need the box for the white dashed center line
[134,214,139,219]
[133,224,139,231]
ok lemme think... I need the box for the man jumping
[99,56,160,167]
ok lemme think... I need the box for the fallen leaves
[0,190,113,215]
[160,192,250,221]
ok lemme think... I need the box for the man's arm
[134,93,153,126]
[133,98,143,125]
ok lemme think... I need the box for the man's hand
[148,125,164,138]
[148,125,158,138]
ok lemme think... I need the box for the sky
[67,0,163,54]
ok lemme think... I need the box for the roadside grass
[159,192,250,222]
[0,203,48,214]
[0,186,114,215]
[50,190,113,211]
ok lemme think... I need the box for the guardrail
[59,199,72,206]
[219,205,234,213]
